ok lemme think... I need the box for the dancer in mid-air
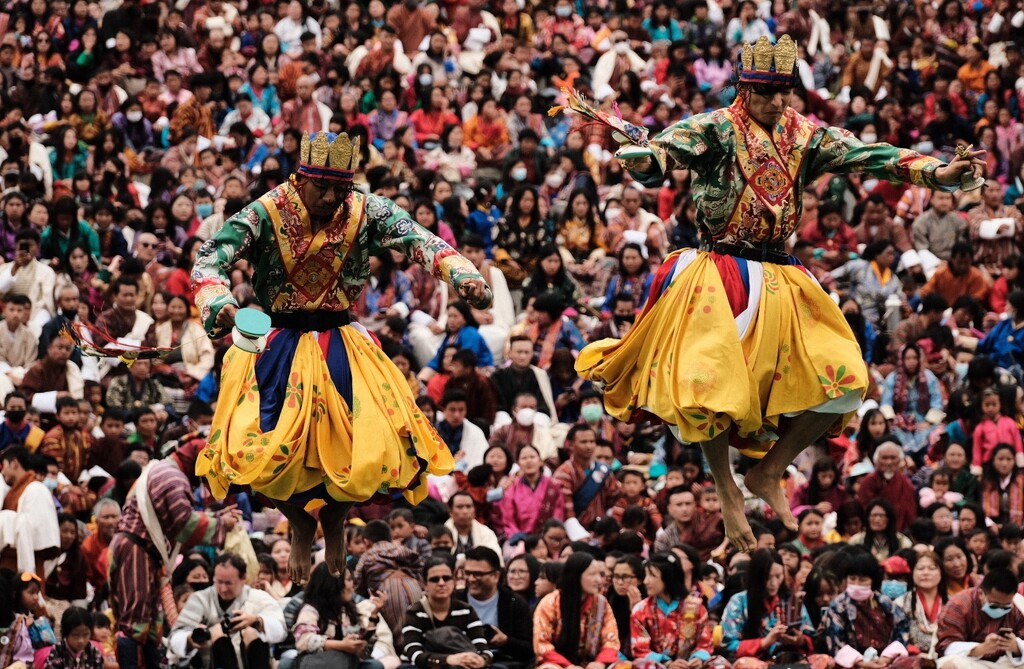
[565,35,985,550]
[192,131,491,582]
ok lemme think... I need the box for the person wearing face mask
[936,568,1024,669]
[0,446,61,579]
[489,392,557,463]
[0,391,44,452]
[592,31,647,101]
[822,548,915,669]
[537,0,585,51]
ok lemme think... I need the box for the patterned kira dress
[577,97,959,456]
[192,179,484,509]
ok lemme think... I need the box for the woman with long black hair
[720,548,817,667]
[353,249,415,332]
[534,551,620,669]
[522,244,581,308]
[632,552,715,666]
[849,498,913,560]
[608,555,645,659]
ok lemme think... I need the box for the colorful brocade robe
[192,180,483,332]
[627,98,958,244]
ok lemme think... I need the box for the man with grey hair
[82,497,121,591]
[856,440,918,532]
[39,284,100,379]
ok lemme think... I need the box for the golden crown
[297,131,361,181]
[738,35,798,86]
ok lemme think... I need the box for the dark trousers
[116,635,163,669]
[210,636,271,669]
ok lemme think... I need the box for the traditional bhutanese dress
[192,182,482,508]
[577,98,958,455]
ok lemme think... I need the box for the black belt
[703,241,791,264]
[270,311,351,331]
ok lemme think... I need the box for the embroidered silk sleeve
[192,203,264,333]
[365,194,486,300]
[809,127,956,193]
[624,113,724,186]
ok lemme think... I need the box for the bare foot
[273,500,318,585]
[320,501,355,577]
[720,490,756,552]
[744,469,798,531]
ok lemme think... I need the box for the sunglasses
[463,570,496,579]
[139,242,157,248]
[427,575,454,584]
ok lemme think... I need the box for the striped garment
[109,460,228,643]
[401,598,493,668]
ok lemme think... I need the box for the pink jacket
[500,474,565,539]
[972,415,1023,470]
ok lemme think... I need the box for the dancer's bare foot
[320,501,355,577]
[744,469,798,531]
[720,487,757,552]
[274,500,318,584]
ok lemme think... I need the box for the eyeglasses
[612,574,637,581]
[139,242,157,248]
[464,570,496,579]
[427,575,454,584]
[506,569,530,577]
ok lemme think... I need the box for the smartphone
[1000,628,1014,638]
[360,627,375,641]
[16,242,30,253]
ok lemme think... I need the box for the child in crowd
[387,508,432,566]
[972,386,1024,474]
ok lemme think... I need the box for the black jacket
[457,586,534,664]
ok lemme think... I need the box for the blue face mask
[43,477,58,491]
[983,603,1014,619]
[196,203,214,219]
[881,580,908,600]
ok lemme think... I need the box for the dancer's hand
[216,303,239,332]
[457,277,492,309]
[934,148,985,187]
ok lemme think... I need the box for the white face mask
[515,407,536,427]
[615,42,629,54]
[511,167,528,181]
[126,110,143,123]
[555,5,572,16]
[418,73,433,87]
[860,133,877,144]
[605,207,621,220]
[545,172,564,188]
[916,141,934,154]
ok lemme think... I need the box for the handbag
[295,650,358,669]
[419,597,479,656]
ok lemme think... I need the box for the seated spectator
[352,520,424,640]
[38,396,90,484]
[20,336,83,418]
[401,555,493,669]
[444,491,503,564]
[790,457,852,517]
[849,499,914,561]
[920,242,990,307]
[856,444,918,533]
[831,241,902,325]
[419,302,494,384]
[461,546,533,668]
[43,513,89,607]
[0,447,60,577]
[0,294,38,387]
[435,390,489,469]
[554,425,622,538]
[935,568,1024,669]
[524,293,585,371]
[980,443,1024,527]
[167,553,287,669]
[821,549,917,666]
[631,552,716,666]
[653,486,723,563]
[721,549,818,666]
[0,391,44,452]
[292,563,394,669]
[489,336,557,419]
[387,508,432,566]
[489,393,556,460]
[893,550,946,659]
[106,358,170,418]
[609,469,662,540]
[80,498,120,591]
[608,555,645,658]
[501,445,566,541]
[801,200,859,269]
[534,552,619,669]
[503,555,541,609]
[38,606,106,669]
[0,229,57,333]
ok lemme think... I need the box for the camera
[155,231,167,241]
[221,613,236,635]
[191,627,211,644]
[16,242,30,253]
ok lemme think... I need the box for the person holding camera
[168,553,287,669]
[936,568,1024,669]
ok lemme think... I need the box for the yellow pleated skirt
[576,249,868,456]
[197,326,454,509]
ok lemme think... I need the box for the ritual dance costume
[576,36,959,455]
[193,132,484,509]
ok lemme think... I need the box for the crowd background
[0,0,1024,668]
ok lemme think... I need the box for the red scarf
[891,348,930,431]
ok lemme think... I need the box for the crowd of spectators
[0,0,1024,669]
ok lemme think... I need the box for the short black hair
[452,349,478,368]
[982,568,1019,596]
[56,396,80,413]
[464,546,501,571]
[440,389,468,408]
[362,519,391,544]
[4,293,30,308]
[566,423,596,444]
